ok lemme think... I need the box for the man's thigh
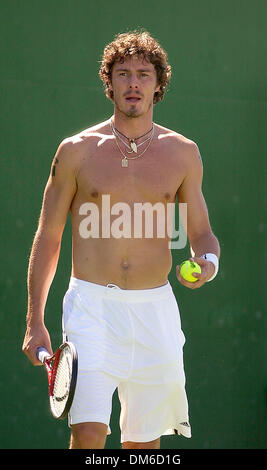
[68,369,118,427]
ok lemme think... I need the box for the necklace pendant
[130,140,137,153]
[121,157,128,167]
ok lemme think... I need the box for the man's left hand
[176,257,215,289]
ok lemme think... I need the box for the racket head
[45,342,78,419]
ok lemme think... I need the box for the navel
[121,259,130,270]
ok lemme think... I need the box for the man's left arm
[176,142,220,289]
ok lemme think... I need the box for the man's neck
[112,109,154,140]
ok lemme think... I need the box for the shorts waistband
[68,277,173,302]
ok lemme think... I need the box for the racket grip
[36,347,51,363]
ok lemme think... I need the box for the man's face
[110,55,160,118]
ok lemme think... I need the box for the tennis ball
[180,260,201,282]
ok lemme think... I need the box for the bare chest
[74,139,185,207]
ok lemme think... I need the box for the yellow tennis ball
[180,260,201,282]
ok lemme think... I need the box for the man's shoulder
[155,123,198,149]
[155,123,200,167]
[63,118,111,146]
[55,119,111,169]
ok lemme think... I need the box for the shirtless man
[22,30,220,449]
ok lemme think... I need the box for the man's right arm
[22,139,78,365]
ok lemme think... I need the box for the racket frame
[37,341,78,419]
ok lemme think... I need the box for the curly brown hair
[99,30,172,104]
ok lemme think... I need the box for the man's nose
[129,74,139,89]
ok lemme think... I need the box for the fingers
[176,257,214,289]
[22,325,53,366]
[22,343,44,366]
[190,257,215,282]
[176,264,202,289]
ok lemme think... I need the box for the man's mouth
[125,96,141,103]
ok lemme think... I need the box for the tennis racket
[37,341,78,419]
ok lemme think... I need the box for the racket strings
[51,348,72,416]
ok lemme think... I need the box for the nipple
[91,190,99,198]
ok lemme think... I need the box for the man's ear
[106,82,114,102]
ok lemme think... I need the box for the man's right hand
[22,322,53,366]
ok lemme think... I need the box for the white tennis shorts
[62,277,191,443]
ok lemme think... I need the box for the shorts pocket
[62,288,76,332]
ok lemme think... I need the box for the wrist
[201,253,219,282]
[26,312,44,327]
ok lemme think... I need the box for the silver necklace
[110,120,155,167]
[110,120,153,154]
